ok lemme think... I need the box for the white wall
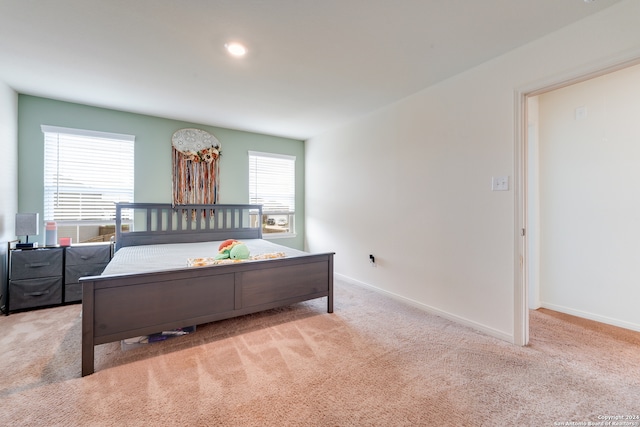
[537,63,640,331]
[0,79,19,308]
[305,0,640,342]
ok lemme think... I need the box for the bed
[81,202,334,376]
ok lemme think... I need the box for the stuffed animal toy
[215,239,250,260]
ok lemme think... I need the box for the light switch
[492,176,509,191]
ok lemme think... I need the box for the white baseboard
[334,273,514,343]
[540,302,640,333]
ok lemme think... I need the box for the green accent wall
[17,95,305,249]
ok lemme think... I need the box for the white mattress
[102,239,309,276]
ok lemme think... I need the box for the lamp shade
[15,213,39,237]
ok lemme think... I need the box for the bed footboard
[81,253,333,376]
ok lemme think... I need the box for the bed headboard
[115,203,263,250]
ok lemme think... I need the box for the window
[42,125,135,227]
[248,151,295,237]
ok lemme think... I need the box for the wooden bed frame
[81,203,334,376]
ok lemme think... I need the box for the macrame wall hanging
[171,128,221,205]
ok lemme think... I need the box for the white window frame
[248,151,296,239]
[42,125,135,225]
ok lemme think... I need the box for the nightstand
[7,247,64,312]
[3,242,113,314]
[64,243,111,303]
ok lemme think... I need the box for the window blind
[42,125,135,223]
[248,151,295,213]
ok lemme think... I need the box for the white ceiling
[0,0,622,140]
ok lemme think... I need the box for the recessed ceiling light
[225,42,247,57]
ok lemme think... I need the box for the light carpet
[1,280,639,426]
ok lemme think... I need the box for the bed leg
[327,255,334,313]
[81,280,95,376]
[82,339,95,377]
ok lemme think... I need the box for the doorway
[518,59,640,343]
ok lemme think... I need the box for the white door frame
[513,52,640,346]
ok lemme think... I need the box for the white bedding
[102,239,309,276]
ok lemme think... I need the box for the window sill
[263,233,297,240]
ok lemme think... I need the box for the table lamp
[15,213,39,248]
